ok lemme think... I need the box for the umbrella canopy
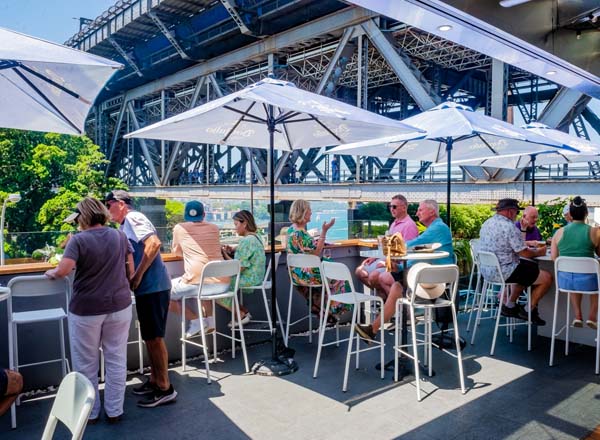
[0,27,122,135]
[448,122,600,168]
[437,122,600,204]
[126,77,425,374]
[125,77,424,148]
[329,102,575,223]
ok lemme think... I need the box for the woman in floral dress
[287,200,351,322]
[221,210,266,323]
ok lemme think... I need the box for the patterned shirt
[479,214,526,280]
[235,234,266,289]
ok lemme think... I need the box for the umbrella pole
[446,138,453,228]
[252,105,297,376]
[531,155,536,205]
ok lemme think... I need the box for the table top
[360,249,449,261]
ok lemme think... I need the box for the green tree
[0,129,126,257]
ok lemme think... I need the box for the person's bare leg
[378,271,396,297]
[202,300,214,318]
[145,338,170,390]
[169,300,199,320]
[355,266,370,288]
[367,271,381,290]
[0,370,23,416]
[530,270,552,308]
[570,293,583,321]
[372,282,404,334]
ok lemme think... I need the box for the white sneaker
[228,313,252,328]
[185,319,201,338]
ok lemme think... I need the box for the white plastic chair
[313,261,385,392]
[550,256,600,374]
[41,372,95,440]
[465,239,483,326]
[472,251,532,355]
[181,260,249,383]
[100,294,144,381]
[235,252,285,338]
[394,264,466,401]
[7,275,71,428]
[285,254,325,345]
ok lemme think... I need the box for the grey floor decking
[2,313,600,439]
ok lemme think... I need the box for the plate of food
[409,243,442,253]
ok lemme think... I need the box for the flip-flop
[572,319,583,328]
[586,320,598,330]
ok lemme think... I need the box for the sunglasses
[105,200,118,208]
[389,205,402,209]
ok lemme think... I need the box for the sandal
[586,320,598,330]
[572,319,583,328]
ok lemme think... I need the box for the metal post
[446,138,453,228]
[531,154,537,205]
[0,194,21,266]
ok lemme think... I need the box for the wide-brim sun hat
[407,262,446,299]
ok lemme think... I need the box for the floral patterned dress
[221,233,266,308]
[287,226,352,316]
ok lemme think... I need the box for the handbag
[382,232,407,272]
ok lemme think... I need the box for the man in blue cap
[169,200,228,337]
[105,190,175,408]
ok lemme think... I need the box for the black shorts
[135,290,170,341]
[505,259,539,288]
[0,369,7,396]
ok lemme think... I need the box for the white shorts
[363,259,386,275]
[170,277,229,299]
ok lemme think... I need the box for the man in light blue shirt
[356,200,454,342]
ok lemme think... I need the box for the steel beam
[538,87,591,130]
[490,59,508,120]
[360,19,439,110]
[126,102,161,185]
[315,27,355,95]
[127,180,600,206]
[219,0,253,35]
[108,37,143,77]
[121,7,375,102]
[147,11,191,60]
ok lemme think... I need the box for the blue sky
[0,0,116,43]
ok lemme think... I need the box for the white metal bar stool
[7,275,71,428]
[285,254,325,345]
[313,261,385,392]
[235,252,285,338]
[181,260,248,384]
[550,256,600,374]
[393,264,465,401]
[465,239,483,329]
[473,251,532,355]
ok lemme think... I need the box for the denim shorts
[557,271,598,293]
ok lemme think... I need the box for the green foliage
[449,204,495,239]
[356,202,390,221]
[0,129,126,258]
[164,199,185,229]
[534,197,568,239]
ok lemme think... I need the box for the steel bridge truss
[90,14,600,189]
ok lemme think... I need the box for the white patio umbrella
[125,77,425,375]
[440,122,600,204]
[0,27,122,135]
[329,102,575,224]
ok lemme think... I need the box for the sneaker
[185,319,214,338]
[572,318,584,328]
[132,379,156,396]
[500,304,522,319]
[106,414,122,424]
[137,385,177,408]
[529,307,546,326]
[228,313,252,328]
[586,320,598,330]
[354,324,375,343]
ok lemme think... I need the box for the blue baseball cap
[184,200,205,222]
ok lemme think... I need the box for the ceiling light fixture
[437,25,453,32]
[546,70,557,76]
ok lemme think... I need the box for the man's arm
[130,234,162,290]
[518,245,546,259]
